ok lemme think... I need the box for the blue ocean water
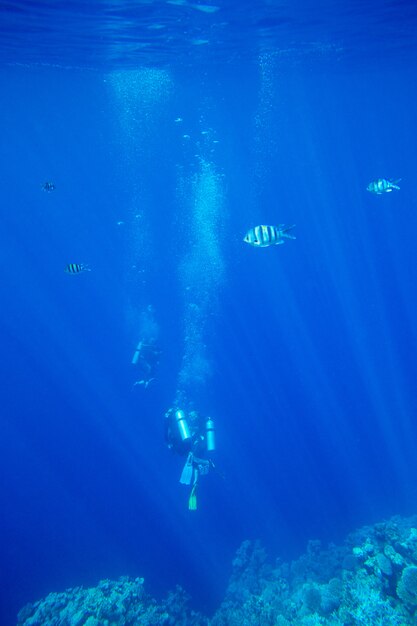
[1,1,417,624]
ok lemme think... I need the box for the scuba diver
[164,407,216,510]
[131,338,160,389]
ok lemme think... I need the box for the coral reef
[17,578,207,626]
[18,514,417,625]
[212,514,417,626]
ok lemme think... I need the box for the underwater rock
[376,553,393,577]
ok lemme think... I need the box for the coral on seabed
[17,578,207,626]
[18,514,417,625]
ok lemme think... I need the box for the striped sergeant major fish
[64,263,91,274]
[41,181,55,192]
[243,224,296,248]
[367,178,401,194]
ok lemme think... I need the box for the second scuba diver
[164,407,216,510]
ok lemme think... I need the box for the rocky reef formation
[18,514,417,625]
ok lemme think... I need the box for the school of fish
[43,173,401,272]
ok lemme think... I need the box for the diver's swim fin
[180,453,194,485]
[188,483,197,510]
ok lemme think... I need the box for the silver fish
[367,178,401,194]
[243,224,296,248]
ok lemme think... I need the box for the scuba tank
[175,409,191,442]
[206,417,215,452]
[131,340,142,365]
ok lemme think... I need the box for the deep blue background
[1,53,417,625]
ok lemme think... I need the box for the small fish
[42,181,55,192]
[367,178,401,194]
[64,263,91,274]
[244,224,296,248]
